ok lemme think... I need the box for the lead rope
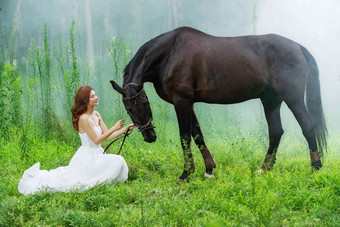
[103,129,132,155]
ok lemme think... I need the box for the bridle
[103,129,131,155]
[123,82,155,133]
[134,118,155,133]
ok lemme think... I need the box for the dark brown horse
[111,27,327,181]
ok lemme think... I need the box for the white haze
[2,0,339,136]
[257,0,340,134]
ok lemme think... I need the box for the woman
[18,86,134,195]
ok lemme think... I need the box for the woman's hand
[114,119,124,130]
[107,122,135,140]
[127,124,135,131]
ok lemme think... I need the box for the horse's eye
[126,104,133,110]
[141,98,148,104]
[124,103,131,111]
[140,94,148,104]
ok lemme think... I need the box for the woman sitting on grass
[18,86,134,195]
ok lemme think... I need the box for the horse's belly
[196,92,260,104]
[195,79,266,104]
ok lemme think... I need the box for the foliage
[28,23,54,140]
[7,22,16,65]
[0,63,23,141]
[54,21,89,120]
[0,122,339,226]
[106,37,124,83]
[106,36,127,118]
[0,65,11,141]
[19,78,38,160]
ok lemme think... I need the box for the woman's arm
[79,115,123,145]
[107,124,135,140]
[96,111,135,140]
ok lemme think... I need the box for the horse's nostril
[144,135,156,143]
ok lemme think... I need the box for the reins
[103,129,132,155]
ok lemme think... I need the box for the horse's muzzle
[144,135,156,143]
[142,128,157,143]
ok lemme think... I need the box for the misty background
[1,0,339,141]
[257,0,340,136]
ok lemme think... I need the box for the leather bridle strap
[124,82,140,88]
[122,89,144,100]
[135,118,155,133]
[103,129,131,154]
[121,82,155,133]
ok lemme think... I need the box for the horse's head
[110,80,156,143]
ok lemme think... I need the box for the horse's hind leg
[285,99,322,170]
[191,110,216,177]
[259,88,284,171]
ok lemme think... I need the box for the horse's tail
[300,45,328,155]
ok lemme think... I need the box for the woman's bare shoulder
[78,114,91,132]
[94,111,102,118]
[79,114,89,123]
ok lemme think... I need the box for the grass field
[0,117,339,226]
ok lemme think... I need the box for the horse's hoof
[311,160,322,170]
[177,177,189,184]
[206,168,213,175]
[176,179,186,186]
[257,169,265,174]
[204,172,213,178]
[178,173,189,182]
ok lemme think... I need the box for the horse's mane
[124,27,198,84]
[123,32,169,83]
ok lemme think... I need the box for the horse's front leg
[174,101,195,181]
[192,110,216,177]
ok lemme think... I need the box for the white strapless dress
[18,126,128,195]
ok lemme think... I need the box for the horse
[110,26,327,181]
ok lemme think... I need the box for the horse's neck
[124,77,144,87]
[126,71,153,86]
[126,52,161,85]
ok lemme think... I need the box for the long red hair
[71,86,93,131]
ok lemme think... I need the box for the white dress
[18,126,128,195]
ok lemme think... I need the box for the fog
[0,0,255,58]
[257,0,340,134]
[1,0,339,136]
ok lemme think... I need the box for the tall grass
[27,40,40,113]
[7,22,16,65]
[42,23,52,114]
[106,36,126,118]
[208,105,217,136]
[54,21,86,121]
[156,102,169,142]
[0,64,13,141]
[8,67,23,128]
[0,119,339,226]
[0,64,23,141]
[28,23,54,140]
[106,36,124,84]
[0,21,24,141]
[19,78,37,160]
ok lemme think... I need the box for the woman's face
[88,90,98,107]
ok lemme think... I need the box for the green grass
[0,124,339,226]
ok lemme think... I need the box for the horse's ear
[110,80,127,96]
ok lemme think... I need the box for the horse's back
[157,28,309,104]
